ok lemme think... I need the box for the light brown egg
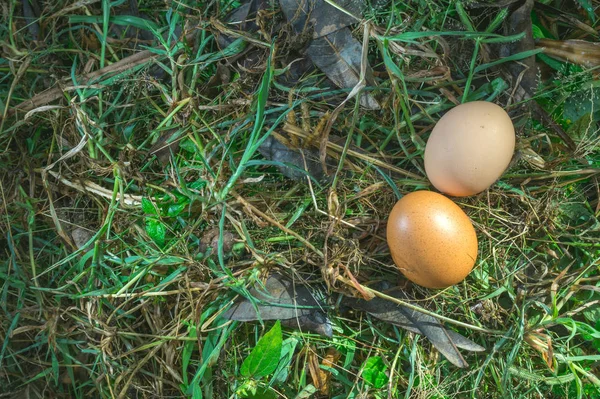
[424,101,515,197]
[386,191,478,289]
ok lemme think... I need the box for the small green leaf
[51,350,59,385]
[362,356,388,389]
[240,321,283,379]
[532,24,545,40]
[142,197,158,215]
[167,202,187,217]
[190,179,207,190]
[145,218,166,247]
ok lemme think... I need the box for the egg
[386,191,478,289]
[424,101,515,197]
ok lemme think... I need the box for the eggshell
[386,191,478,289]
[424,101,515,197]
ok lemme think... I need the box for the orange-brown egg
[386,191,478,289]
[424,101,515,197]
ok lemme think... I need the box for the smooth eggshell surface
[386,191,478,289]
[424,101,515,197]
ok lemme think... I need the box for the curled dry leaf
[524,330,555,370]
[309,347,341,395]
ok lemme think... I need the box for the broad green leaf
[362,356,388,389]
[142,197,158,215]
[240,321,282,378]
[564,90,600,124]
[145,218,166,247]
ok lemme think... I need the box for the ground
[1,0,599,398]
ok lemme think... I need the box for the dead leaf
[307,28,379,109]
[199,227,235,256]
[216,0,268,49]
[500,0,537,97]
[147,128,182,165]
[278,0,379,109]
[525,331,555,370]
[279,0,362,38]
[222,274,333,337]
[492,1,577,151]
[71,227,94,250]
[258,134,336,181]
[537,39,600,68]
[342,282,485,368]
[21,0,40,41]
[314,348,341,395]
[202,62,232,98]
[516,140,547,169]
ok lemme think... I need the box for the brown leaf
[147,129,182,165]
[202,62,232,98]
[199,227,235,255]
[314,348,341,395]
[537,39,600,68]
[524,331,554,370]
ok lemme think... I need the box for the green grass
[1,0,599,398]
